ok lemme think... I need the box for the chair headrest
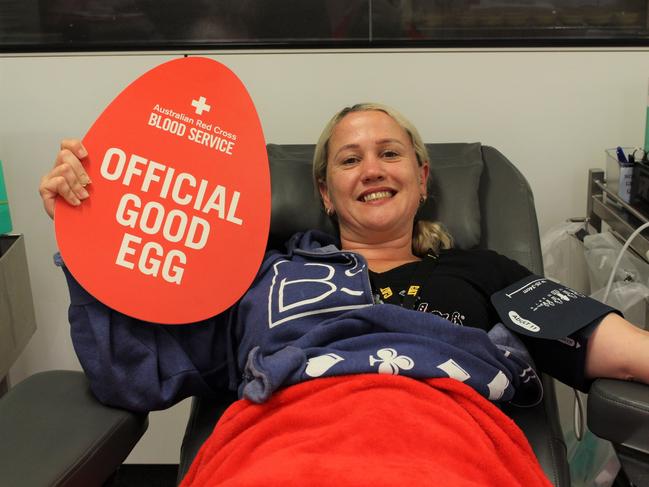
[267,142,483,250]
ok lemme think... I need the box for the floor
[103,464,179,487]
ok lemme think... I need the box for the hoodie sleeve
[57,254,235,412]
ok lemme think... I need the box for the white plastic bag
[541,221,590,294]
[582,232,649,295]
[591,281,649,328]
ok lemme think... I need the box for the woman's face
[319,110,429,242]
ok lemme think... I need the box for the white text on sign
[99,147,243,285]
[148,113,236,156]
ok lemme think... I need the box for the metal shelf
[587,169,649,263]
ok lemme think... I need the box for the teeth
[363,191,393,202]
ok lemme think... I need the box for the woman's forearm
[585,312,649,384]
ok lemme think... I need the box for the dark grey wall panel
[1,0,649,52]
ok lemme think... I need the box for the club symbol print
[369,348,415,375]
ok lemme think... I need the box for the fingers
[60,139,88,160]
[57,139,90,184]
[39,139,91,219]
[39,174,79,219]
[56,148,91,191]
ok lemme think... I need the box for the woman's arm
[585,313,649,383]
[42,139,235,411]
[65,277,233,412]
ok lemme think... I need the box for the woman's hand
[39,139,91,219]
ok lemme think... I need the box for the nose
[360,154,385,183]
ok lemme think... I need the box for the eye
[381,150,400,159]
[340,155,360,165]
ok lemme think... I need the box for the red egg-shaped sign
[55,57,270,324]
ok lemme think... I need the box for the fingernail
[81,175,91,186]
[78,147,88,158]
[80,188,89,199]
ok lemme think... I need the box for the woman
[40,103,649,486]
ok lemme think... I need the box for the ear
[318,179,333,211]
[419,162,430,198]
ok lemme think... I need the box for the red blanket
[181,375,552,487]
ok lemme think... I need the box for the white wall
[2,48,648,463]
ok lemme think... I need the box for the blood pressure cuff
[490,275,619,340]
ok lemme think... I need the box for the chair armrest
[0,370,148,487]
[502,374,570,487]
[587,378,649,455]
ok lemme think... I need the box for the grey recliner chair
[1,143,646,487]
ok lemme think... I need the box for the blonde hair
[413,221,454,256]
[313,103,453,256]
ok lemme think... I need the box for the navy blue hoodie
[58,230,541,412]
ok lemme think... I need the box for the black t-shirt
[369,248,594,391]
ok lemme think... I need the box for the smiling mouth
[360,190,395,202]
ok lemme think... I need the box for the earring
[325,207,335,216]
[419,195,426,205]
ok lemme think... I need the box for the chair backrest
[266,143,542,272]
[178,143,569,486]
